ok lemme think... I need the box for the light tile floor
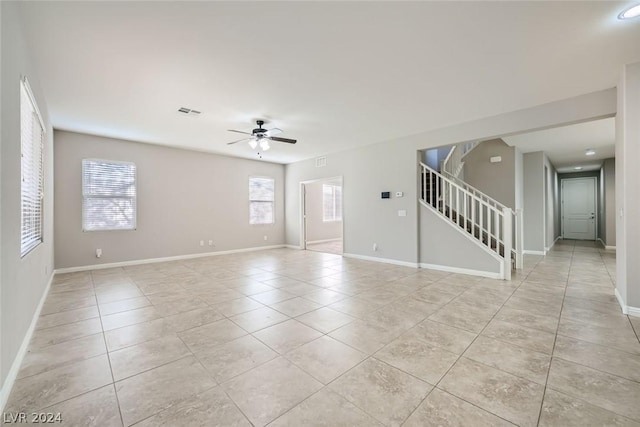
[4,240,640,426]
[306,240,343,255]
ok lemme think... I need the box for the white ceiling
[18,1,640,164]
[502,117,615,173]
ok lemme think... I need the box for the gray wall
[523,152,545,252]
[603,158,616,247]
[419,205,501,274]
[286,141,418,262]
[305,179,342,242]
[285,89,615,265]
[544,154,559,249]
[523,152,559,253]
[54,131,285,269]
[600,167,606,244]
[616,62,640,310]
[1,1,55,392]
[514,148,524,211]
[462,139,516,208]
[423,146,453,171]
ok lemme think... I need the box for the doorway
[561,177,597,240]
[300,177,343,255]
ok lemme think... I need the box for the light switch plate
[395,192,403,197]
[398,210,407,217]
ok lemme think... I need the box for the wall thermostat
[381,192,391,199]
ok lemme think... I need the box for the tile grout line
[401,255,544,425]
[534,243,575,426]
[23,248,634,426]
[259,276,454,425]
[90,270,127,427]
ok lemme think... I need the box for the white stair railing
[441,141,480,179]
[442,170,506,212]
[461,141,480,157]
[420,162,515,280]
[442,146,464,177]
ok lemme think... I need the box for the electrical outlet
[373,243,378,251]
[96,248,102,258]
[199,240,204,247]
[264,235,268,241]
[208,240,213,246]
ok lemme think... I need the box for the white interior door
[562,178,596,240]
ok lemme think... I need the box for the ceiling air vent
[177,107,202,117]
[315,157,327,168]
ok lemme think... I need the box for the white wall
[616,62,640,313]
[285,89,615,265]
[1,1,54,400]
[54,130,286,269]
[304,180,342,243]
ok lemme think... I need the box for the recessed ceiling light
[619,3,640,19]
[585,149,596,156]
[574,166,583,170]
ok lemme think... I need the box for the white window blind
[323,184,342,222]
[249,177,275,225]
[20,78,45,257]
[82,159,137,231]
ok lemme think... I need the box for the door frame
[561,176,597,240]
[299,176,344,251]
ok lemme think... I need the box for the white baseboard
[342,253,419,268]
[55,245,289,274]
[419,263,503,280]
[341,253,503,280]
[0,273,54,412]
[523,250,545,256]
[628,306,640,318]
[306,238,342,244]
[615,288,640,318]
[597,238,617,250]
[615,287,625,313]
[285,245,302,250]
[545,236,561,253]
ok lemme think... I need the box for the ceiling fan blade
[228,129,253,135]
[227,137,253,145]
[269,136,297,144]
[265,128,283,137]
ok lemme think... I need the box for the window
[249,177,275,225]
[323,184,342,222]
[20,77,45,257]
[82,159,137,231]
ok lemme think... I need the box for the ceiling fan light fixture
[248,139,258,149]
[260,139,270,151]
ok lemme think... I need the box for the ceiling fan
[227,120,297,152]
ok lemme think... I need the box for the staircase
[420,161,523,280]
[441,141,479,178]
